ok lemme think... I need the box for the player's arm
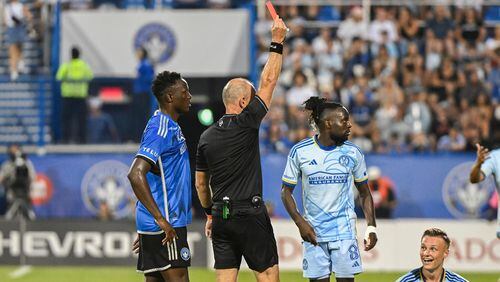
[127,158,176,244]
[256,17,288,108]
[470,143,489,183]
[281,185,317,246]
[355,181,378,251]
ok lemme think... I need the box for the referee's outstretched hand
[157,217,178,245]
[297,218,318,246]
[271,16,288,44]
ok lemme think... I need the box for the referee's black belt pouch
[212,199,265,218]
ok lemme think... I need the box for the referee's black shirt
[196,95,268,202]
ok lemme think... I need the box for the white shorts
[302,239,362,279]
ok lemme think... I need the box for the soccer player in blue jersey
[128,71,192,282]
[470,144,500,239]
[281,97,377,282]
[397,228,468,282]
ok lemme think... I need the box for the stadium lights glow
[197,109,214,126]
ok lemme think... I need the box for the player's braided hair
[151,71,182,101]
[303,97,344,130]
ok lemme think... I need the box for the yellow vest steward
[56,59,93,98]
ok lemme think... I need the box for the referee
[195,18,287,282]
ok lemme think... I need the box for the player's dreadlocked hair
[151,71,182,102]
[422,228,451,248]
[303,97,344,130]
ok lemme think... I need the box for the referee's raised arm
[256,17,288,109]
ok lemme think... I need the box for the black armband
[203,205,212,215]
[269,42,283,54]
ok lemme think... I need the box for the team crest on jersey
[180,247,190,261]
[302,259,308,270]
[133,22,176,64]
[442,162,496,219]
[338,155,352,167]
[81,160,136,218]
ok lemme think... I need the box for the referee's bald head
[222,78,256,109]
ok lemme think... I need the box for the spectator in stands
[132,47,155,141]
[437,126,466,152]
[459,69,487,105]
[397,6,421,52]
[456,7,486,45]
[397,228,468,282]
[3,0,33,80]
[0,144,36,220]
[286,71,317,108]
[344,37,371,79]
[87,97,119,144]
[367,166,397,218]
[426,5,455,40]
[56,46,93,144]
[369,7,398,45]
[485,26,500,58]
[337,6,368,49]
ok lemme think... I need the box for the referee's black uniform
[196,95,278,271]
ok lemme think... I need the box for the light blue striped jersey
[481,149,500,237]
[396,267,469,282]
[282,136,368,242]
[135,110,192,233]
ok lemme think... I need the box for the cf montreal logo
[81,160,136,219]
[442,162,496,219]
[180,247,190,261]
[134,23,176,64]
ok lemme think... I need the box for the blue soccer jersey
[396,267,469,282]
[282,137,368,242]
[135,110,192,233]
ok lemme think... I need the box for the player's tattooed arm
[281,185,318,246]
[470,143,489,183]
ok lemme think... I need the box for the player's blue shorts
[302,239,362,279]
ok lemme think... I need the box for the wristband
[269,42,283,54]
[364,226,377,241]
[206,215,212,220]
[203,205,212,216]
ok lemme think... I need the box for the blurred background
[0,0,499,281]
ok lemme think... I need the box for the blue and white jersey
[396,267,469,282]
[282,136,368,242]
[135,110,192,233]
[481,148,500,237]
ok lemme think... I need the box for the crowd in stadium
[255,4,500,155]
[56,2,500,155]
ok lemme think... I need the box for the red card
[266,1,278,20]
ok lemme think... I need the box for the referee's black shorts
[212,204,279,272]
[137,227,191,276]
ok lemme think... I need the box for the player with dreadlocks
[281,97,378,282]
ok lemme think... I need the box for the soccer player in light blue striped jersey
[397,228,468,282]
[470,144,500,239]
[281,97,377,282]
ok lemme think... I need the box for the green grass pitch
[0,267,498,282]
